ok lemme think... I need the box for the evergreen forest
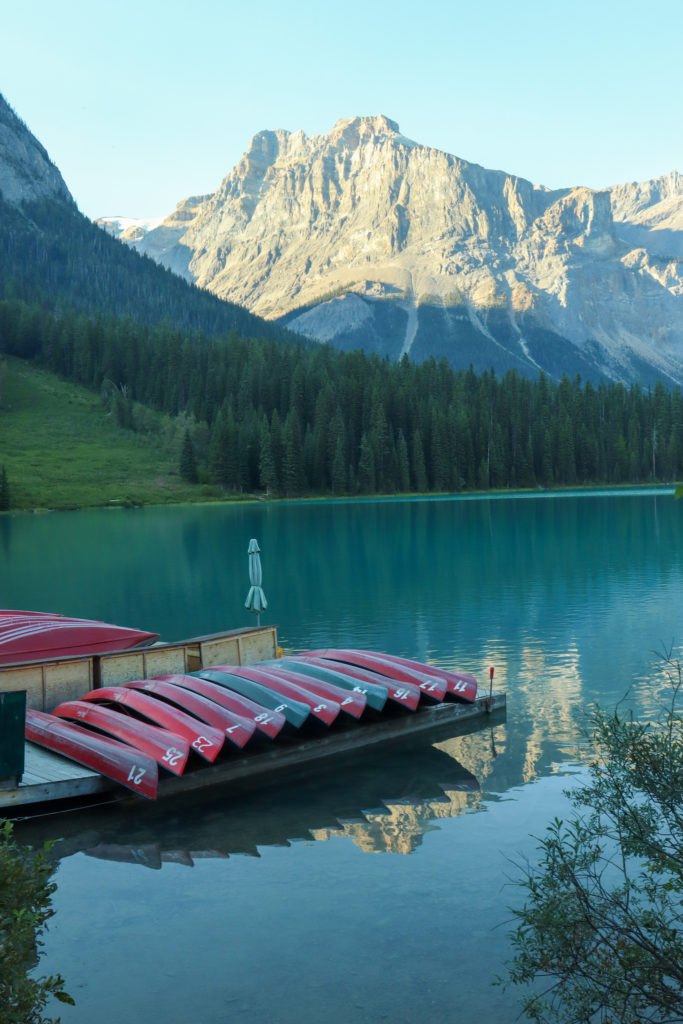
[0,195,297,345]
[2,295,682,499]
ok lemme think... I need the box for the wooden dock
[0,691,506,814]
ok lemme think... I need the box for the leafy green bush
[0,820,73,1024]
[503,674,683,1023]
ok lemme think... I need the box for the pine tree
[331,434,347,494]
[282,410,305,496]
[410,428,428,493]
[179,429,198,484]
[0,466,9,511]
[358,433,376,493]
[259,415,279,494]
[396,429,411,492]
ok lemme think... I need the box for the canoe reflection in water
[19,726,503,866]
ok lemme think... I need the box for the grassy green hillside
[0,356,221,510]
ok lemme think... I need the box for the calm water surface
[6,490,683,1024]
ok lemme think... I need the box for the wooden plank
[44,660,93,711]
[149,692,507,800]
[195,627,278,668]
[0,742,111,808]
[1,775,111,807]
[240,630,278,663]
[23,743,101,782]
[0,659,95,711]
[98,651,145,687]
[0,689,505,813]
[0,664,46,709]
[141,646,188,677]
[201,635,240,668]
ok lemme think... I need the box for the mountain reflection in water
[18,724,503,864]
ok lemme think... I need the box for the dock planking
[0,692,505,813]
[0,742,111,808]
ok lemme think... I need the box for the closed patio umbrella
[245,538,267,626]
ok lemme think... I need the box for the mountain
[106,115,683,385]
[0,94,297,344]
[0,97,72,206]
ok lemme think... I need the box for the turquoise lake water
[6,489,683,1023]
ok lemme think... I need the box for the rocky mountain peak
[100,114,683,385]
[0,94,73,207]
[328,114,403,147]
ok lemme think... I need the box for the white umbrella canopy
[245,538,267,625]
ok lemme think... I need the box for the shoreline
[0,482,676,516]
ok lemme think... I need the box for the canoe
[257,662,367,719]
[298,654,422,711]
[122,679,256,749]
[349,651,478,702]
[52,700,190,775]
[151,674,285,740]
[292,655,427,707]
[194,670,310,729]
[272,657,388,712]
[77,687,224,762]
[0,609,158,665]
[212,665,340,727]
[25,708,158,798]
[306,650,464,704]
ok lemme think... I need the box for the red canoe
[214,665,341,726]
[296,653,441,704]
[298,653,423,710]
[25,708,158,799]
[0,610,158,665]
[151,674,286,740]
[52,700,190,775]
[306,649,475,703]
[278,657,388,711]
[123,679,256,749]
[77,687,224,762]
[258,664,367,719]
[359,651,478,703]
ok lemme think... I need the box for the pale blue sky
[3,0,682,220]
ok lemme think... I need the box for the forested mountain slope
[2,296,682,501]
[0,94,298,344]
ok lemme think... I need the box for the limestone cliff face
[0,95,73,206]
[107,116,683,384]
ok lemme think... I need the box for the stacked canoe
[24,650,478,800]
[0,609,159,664]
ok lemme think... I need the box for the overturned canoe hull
[298,654,423,710]
[347,651,478,703]
[260,663,368,719]
[306,649,476,703]
[123,679,256,749]
[155,673,286,739]
[25,708,158,799]
[77,687,225,762]
[219,665,341,726]
[0,610,158,665]
[15,639,486,807]
[194,669,310,729]
[277,657,389,711]
[52,700,190,775]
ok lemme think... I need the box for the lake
[7,489,683,1024]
